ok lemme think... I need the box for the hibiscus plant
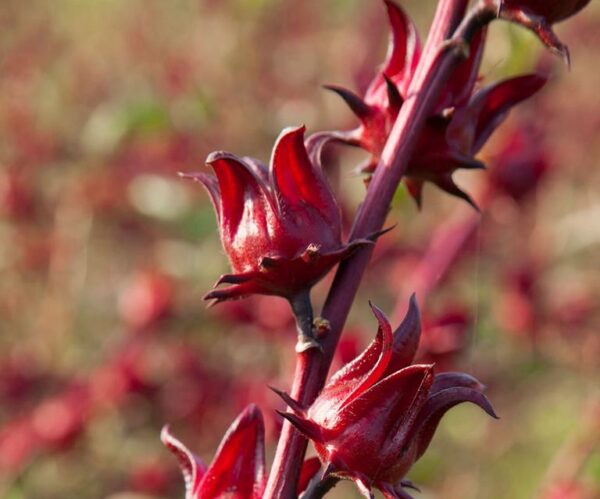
[164,1,592,498]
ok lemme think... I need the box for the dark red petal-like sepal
[179,172,221,222]
[467,74,547,154]
[436,29,487,111]
[198,404,266,499]
[411,387,498,461]
[500,0,591,62]
[322,302,393,413]
[162,405,267,499]
[206,152,273,242]
[385,294,421,375]
[188,123,363,303]
[270,125,340,227]
[160,425,207,499]
[336,364,434,435]
[293,301,497,498]
[366,0,421,104]
[430,372,485,394]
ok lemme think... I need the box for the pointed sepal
[277,410,325,443]
[433,175,480,211]
[353,472,375,499]
[312,302,393,425]
[269,386,305,415]
[197,404,267,499]
[500,0,593,62]
[324,85,374,121]
[365,0,421,104]
[449,74,547,155]
[206,151,273,243]
[411,387,498,461]
[385,294,422,375]
[160,425,207,499]
[270,125,340,228]
[179,171,221,222]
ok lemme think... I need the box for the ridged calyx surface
[315,0,547,209]
[184,125,378,305]
[275,298,498,498]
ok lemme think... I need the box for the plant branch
[264,2,498,497]
[317,0,498,385]
[414,0,470,84]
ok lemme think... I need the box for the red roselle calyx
[183,125,382,351]
[499,0,592,61]
[313,0,546,209]
[161,404,266,499]
[274,297,497,498]
[502,0,591,21]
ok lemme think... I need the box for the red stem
[416,0,470,83]
[263,1,489,497]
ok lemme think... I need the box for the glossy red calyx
[274,297,497,499]
[183,125,377,305]
[314,0,546,209]
[500,0,592,62]
[161,404,266,499]
[501,0,590,25]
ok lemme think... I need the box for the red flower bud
[161,404,266,499]
[274,298,497,498]
[500,0,591,62]
[316,1,546,209]
[183,125,376,304]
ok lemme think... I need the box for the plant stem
[291,291,320,353]
[265,349,319,498]
[264,2,497,497]
[302,475,339,499]
[317,0,497,399]
[415,0,470,84]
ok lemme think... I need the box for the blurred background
[0,0,599,498]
